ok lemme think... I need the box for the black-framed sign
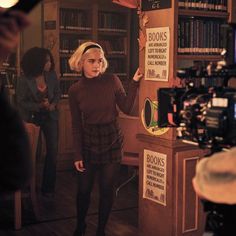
[141,0,171,11]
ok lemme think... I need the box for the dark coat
[16,71,60,122]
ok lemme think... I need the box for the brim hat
[192,147,236,204]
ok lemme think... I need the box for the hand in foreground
[132,68,143,82]
[0,10,30,60]
[74,160,86,172]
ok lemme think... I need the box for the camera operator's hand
[0,9,30,61]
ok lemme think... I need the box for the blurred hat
[192,147,236,204]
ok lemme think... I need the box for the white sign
[145,27,170,81]
[143,149,167,205]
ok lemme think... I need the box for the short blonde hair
[69,41,108,73]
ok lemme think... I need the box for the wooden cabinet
[58,100,73,155]
[137,0,234,235]
[118,113,140,153]
[57,99,74,170]
[138,138,206,236]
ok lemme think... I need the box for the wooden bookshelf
[177,7,229,64]
[43,0,132,159]
[44,0,92,86]
[43,0,131,97]
[178,9,229,18]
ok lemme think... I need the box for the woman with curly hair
[16,47,60,198]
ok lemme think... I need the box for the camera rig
[157,65,236,235]
[157,65,236,152]
[158,86,236,151]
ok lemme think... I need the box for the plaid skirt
[82,120,124,164]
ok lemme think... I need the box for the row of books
[59,9,127,32]
[97,39,126,55]
[60,36,127,55]
[60,37,89,54]
[60,57,78,77]
[178,0,227,11]
[60,9,91,30]
[178,18,225,54]
[106,58,126,74]
[98,12,127,31]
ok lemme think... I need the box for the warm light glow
[0,0,19,8]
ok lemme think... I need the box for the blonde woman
[68,42,142,236]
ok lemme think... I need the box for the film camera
[157,75,236,151]
[157,66,236,235]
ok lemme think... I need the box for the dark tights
[76,162,120,235]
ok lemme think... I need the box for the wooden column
[137,0,206,235]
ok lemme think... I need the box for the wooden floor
[0,164,138,236]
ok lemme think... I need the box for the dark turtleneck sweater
[68,73,139,161]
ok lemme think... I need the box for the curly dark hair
[20,47,55,77]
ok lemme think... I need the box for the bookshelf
[43,0,131,98]
[177,1,236,91]
[43,0,131,161]
[177,0,229,69]
[137,1,234,236]
[0,47,20,105]
[97,7,130,89]
[44,1,93,99]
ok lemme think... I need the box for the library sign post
[145,27,170,81]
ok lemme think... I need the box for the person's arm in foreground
[0,10,30,63]
[0,11,31,192]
